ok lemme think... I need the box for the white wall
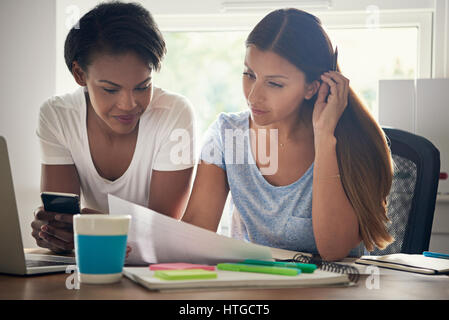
[0,0,56,248]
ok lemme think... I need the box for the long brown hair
[246,8,393,251]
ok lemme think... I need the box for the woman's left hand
[312,71,350,137]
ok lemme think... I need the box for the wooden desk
[1,270,448,300]
[1,249,448,300]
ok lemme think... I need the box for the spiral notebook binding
[292,253,360,283]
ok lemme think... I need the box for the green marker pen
[217,263,300,276]
[241,259,317,273]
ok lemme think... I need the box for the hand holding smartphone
[31,192,80,253]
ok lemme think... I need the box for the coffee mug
[73,214,131,284]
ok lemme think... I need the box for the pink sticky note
[149,263,215,271]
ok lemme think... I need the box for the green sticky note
[154,269,217,280]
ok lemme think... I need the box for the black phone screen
[41,193,80,214]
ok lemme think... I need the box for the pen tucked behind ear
[332,46,338,71]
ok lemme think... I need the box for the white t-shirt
[36,86,196,213]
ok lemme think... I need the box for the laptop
[0,136,76,275]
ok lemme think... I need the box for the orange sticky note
[149,262,215,271]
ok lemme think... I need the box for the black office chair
[371,127,440,255]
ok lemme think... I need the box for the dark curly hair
[64,1,166,74]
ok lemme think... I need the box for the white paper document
[108,195,272,265]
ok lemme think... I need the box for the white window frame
[55,0,436,97]
[155,10,432,78]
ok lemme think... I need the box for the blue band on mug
[75,234,128,274]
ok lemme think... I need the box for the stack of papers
[108,195,272,265]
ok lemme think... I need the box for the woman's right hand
[31,207,103,254]
[31,206,75,253]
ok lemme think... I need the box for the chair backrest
[371,127,440,255]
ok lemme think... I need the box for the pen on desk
[423,251,449,259]
[241,259,317,273]
[332,46,338,71]
[217,263,300,276]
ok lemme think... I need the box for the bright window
[155,26,419,133]
[155,31,248,135]
[327,27,418,119]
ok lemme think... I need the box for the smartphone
[41,192,81,214]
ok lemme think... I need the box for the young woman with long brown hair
[182,8,393,261]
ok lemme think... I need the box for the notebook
[122,266,351,291]
[355,253,449,275]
